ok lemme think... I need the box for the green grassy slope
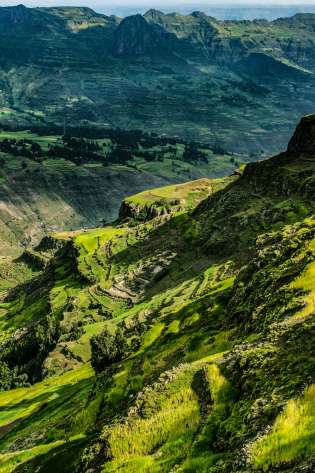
[119,177,237,221]
[0,116,314,472]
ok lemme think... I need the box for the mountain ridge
[1,5,315,152]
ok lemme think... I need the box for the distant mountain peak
[191,10,218,24]
[0,3,32,23]
[112,14,168,56]
[144,9,165,19]
[191,11,207,18]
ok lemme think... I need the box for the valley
[0,127,243,257]
[0,115,314,472]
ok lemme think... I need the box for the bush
[0,361,29,391]
[90,328,128,373]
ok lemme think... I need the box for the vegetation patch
[251,384,315,470]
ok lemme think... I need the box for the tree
[90,327,128,373]
[31,142,42,156]
[0,361,29,391]
[182,142,207,163]
[0,362,12,391]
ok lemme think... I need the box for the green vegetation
[0,365,94,472]
[124,179,215,207]
[125,177,234,210]
[0,115,315,473]
[91,328,128,373]
[103,366,201,473]
[251,384,315,470]
[1,6,315,155]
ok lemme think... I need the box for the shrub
[0,361,29,391]
[90,328,128,373]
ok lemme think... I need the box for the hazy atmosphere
[2,0,315,17]
[3,0,315,4]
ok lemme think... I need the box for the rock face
[0,4,30,24]
[118,200,176,222]
[112,14,172,56]
[287,114,315,154]
[0,162,170,256]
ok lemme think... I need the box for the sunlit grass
[0,364,94,427]
[125,178,215,208]
[0,440,64,473]
[102,367,201,472]
[75,227,126,254]
[206,364,231,407]
[251,384,315,470]
[291,238,315,319]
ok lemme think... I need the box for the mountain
[102,5,315,21]
[0,115,314,472]
[112,14,173,57]
[1,6,315,153]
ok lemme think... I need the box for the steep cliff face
[0,161,170,256]
[112,14,174,56]
[118,199,175,221]
[287,114,315,154]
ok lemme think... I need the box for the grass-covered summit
[119,177,236,221]
[0,115,314,472]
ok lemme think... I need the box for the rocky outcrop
[111,14,173,56]
[118,199,180,222]
[34,235,67,253]
[105,250,176,303]
[287,114,315,154]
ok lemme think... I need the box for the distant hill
[104,4,315,21]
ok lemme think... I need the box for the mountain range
[1,5,315,153]
[98,4,315,21]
